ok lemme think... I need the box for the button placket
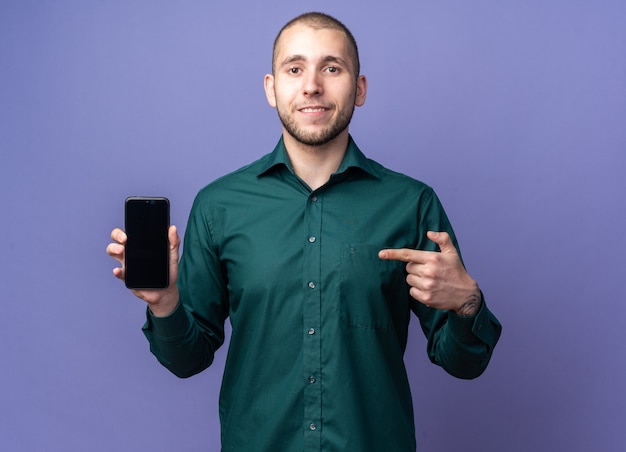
[303,192,323,447]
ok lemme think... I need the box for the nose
[303,71,322,96]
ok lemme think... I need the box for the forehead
[275,24,350,65]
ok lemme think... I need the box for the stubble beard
[277,103,355,147]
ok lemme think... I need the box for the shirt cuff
[142,302,190,340]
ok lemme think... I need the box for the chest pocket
[339,243,408,331]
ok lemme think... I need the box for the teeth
[301,108,325,112]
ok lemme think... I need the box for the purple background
[2,1,625,451]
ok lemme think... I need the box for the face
[265,24,367,147]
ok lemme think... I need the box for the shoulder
[366,157,436,196]
[193,153,273,203]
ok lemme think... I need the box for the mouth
[297,105,331,114]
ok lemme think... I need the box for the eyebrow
[279,54,349,69]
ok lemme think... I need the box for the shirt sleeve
[142,192,229,378]
[413,294,502,379]
[412,188,502,379]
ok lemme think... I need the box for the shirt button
[308,281,316,289]
[309,423,317,431]
[309,376,316,384]
[308,328,315,335]
[308,236,316,243]
[311,196,318,202]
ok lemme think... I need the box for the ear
[355,75,367,107]
[264,74,277,108]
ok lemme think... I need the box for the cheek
[271,89,289,112]
[268,75,297,107]
[334,84,358,108]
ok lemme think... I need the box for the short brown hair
[272,12,360,77]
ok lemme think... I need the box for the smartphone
[124,196,170,289]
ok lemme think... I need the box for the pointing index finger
[379,248,422,263]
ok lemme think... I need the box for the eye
[288,67,301,74]
[326,66,339,73]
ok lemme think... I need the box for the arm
[106,202,228,378]
[377,183,501,378]
[379,232,501,378]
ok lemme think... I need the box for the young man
[107,12,501,451]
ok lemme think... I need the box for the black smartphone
[124,196,170,289]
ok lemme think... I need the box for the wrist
[454,283,481,317]
[148,287,180,318]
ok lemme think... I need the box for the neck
[282,131,349,191]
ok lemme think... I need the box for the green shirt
[143,136,501,451]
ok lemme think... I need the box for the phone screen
[124,197,170,289]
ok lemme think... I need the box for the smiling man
[108,12,501,451]
[267,21,365,146]
[264,17,368,190]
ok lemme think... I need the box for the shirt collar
[257,135,380,179]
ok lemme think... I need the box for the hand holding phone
[107,222,181,317]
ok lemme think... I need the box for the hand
[106,225,181,317]
[378,231,481,316]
